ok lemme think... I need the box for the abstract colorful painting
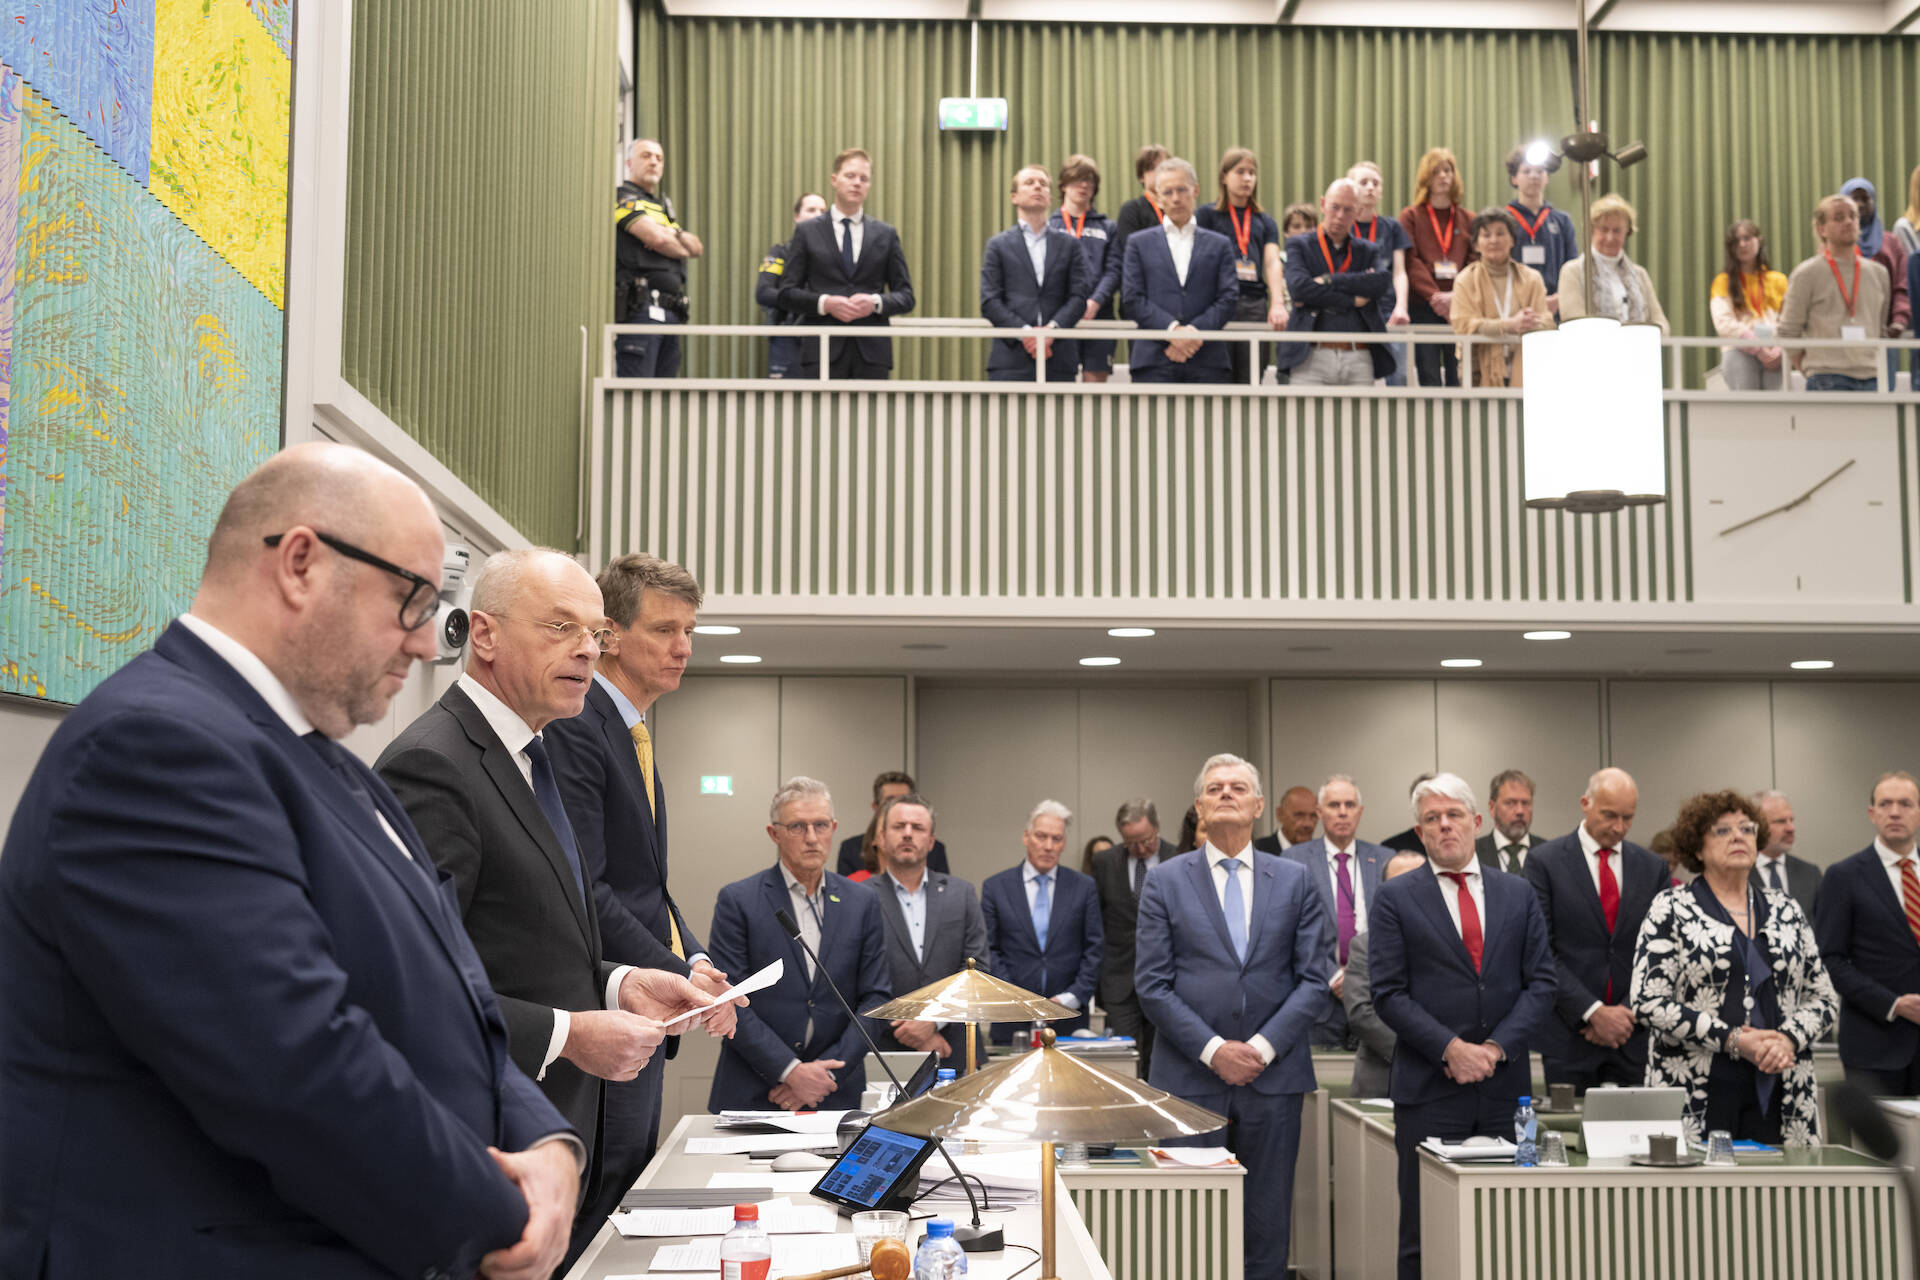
[0,1,156,183]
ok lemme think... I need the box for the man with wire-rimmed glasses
[378,546,739,1267]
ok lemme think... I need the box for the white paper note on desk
[646,1234,858,1274]
[717,1108,851,1134]
[707,1171,826,1193]
[1422,1136,1519,1162]
[660,959,785,1030]
[1149,1146,1239,1168]
[612,1198,839,1237]
[686,1131,841,1155]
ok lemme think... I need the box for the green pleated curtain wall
[638,17,1920,384]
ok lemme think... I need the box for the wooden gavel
[782,1234,911,1280]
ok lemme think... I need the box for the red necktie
[1900,859,1920,949]
[1598,848,1621,1002]
[1442,872,1483,972]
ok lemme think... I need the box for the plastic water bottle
[1513,1097,1539,1167]
[935,1068,957,1089]
[914,1219,969,1279]
[719,1204,772,1280]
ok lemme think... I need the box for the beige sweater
[1558,255,1672,336]
[1449,260,1553,387]
[1776,251,1892,380]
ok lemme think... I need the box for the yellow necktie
[630,720,684,960]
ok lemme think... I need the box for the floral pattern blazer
[1628,883,1838,1145]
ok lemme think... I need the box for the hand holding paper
[658,959,783,1031]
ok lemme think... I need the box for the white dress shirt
[1022,859,1079,1009]
[777,863,830,1081]
[817,206,886,316]
[1163,217,1197,286]
[1321,839,1369,938]
[457,673,635,1076]
[1197,842,1274,1068]
[1494,835,1531,872]
[1019,219,1049,287]
[885,869,929,964]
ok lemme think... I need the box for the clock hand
[1717,458,1856,538]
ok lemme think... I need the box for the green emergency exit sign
[938,97,1009,131]
[700,775,734,796]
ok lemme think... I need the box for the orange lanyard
[1508,203,1551,239]
[1228,204,1253,258]
[1426,203,1455,257]
[1356,217,1379,243]
[1824,250,1860,317]
[1737,270,1768,316]
[1063,209,1086,238]
[1317,226,1351,273]
[1144,193,1164,222]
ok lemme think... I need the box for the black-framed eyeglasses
[264,531,439,631]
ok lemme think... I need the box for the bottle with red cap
[719,1203,772,1280]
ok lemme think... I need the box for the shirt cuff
[1890,999,1903,1023]
[606,965,636,1011]
[1248,1035,1277,1065]
[871,294,885,315]
[816,296,830,315]
[1582,1001,1604,1023]
[1053,993,1081,1011]
[687,952,711,972]
[1199,1036,1225,1067]
[780,1058,802,1083]
[530,1132,588,1175]
[541,1009,570,1079]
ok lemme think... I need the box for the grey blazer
[1342,930,1396,1099]
[865,870,990,1063]
[1749,853,1823,923]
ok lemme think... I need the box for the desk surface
[564,1115,1115,1280]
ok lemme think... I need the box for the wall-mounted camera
[434,544,473,664]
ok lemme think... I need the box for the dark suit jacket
[981,863,1105,1038]
[1274,231,1394,376]
[706,865,892,1110]
[1251,832,1286,856]
[1135,850,1334,1102]
[1380,827,1426,854]
[1815,845,1920,1070]
[1120,224,1240,372]
[1523,830,1666,1069]
[1282,838,1390,1044]
[545,680,699,977]
[1369,863,1557,1106]
[1750,853,1823,923]
[1476,831,1545,874]
[0,623,560,1280]
[866,870,989,1065]
[378,683,617,1163]
[1090,840,1176,1007]
[981,223,1093,378]
[774,210,915,367]
[836,832,950,877]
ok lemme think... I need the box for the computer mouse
[770,1151,834,1172]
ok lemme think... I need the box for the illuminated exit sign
[700,775,734,796]
[938,97,1008,131]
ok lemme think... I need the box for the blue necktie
[523,735,587,906]
[1221,857,1248,964]
[1032,872,1052,950]
[840,216,857,277]
[1767,861,1784,894]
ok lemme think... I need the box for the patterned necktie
[1032,873,1052,950]
[1442,871,1483,972]
[840,216,857,275]
[1132,854,1146,897]
[1334,851,1357,966]
[630,720,657,819]
[1900,860,1920,949]
[1221,857,1249,964]
[523,736,587,906]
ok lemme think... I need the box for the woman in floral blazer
[1629,789,1837,1145]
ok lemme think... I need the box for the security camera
[435,544,473,664]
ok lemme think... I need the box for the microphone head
[1829,1081,1901,1160]
[774,907,801,939]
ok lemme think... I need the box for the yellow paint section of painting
[148,0,290,308]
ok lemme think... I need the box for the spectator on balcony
[1449,207,1552,388]
[1503,146,1577,314]
[1049,154,1122,383]
[773,148,916,380]
[1348,160,1413,386]
[1709,219,1788,391]
[1112,143,1173,307]
[615,139,703,378]
[1275,178,1393,387]
[1894,167,1919,387]
[1120,158,1239,385]
[980,164,1093,382]
[1399,147,1473,387]
[1196,148,1288,386]
[758,192,826,378]
[1842,177,1912,389]
[1557,193,1671,335]
[1778,194,1894,393]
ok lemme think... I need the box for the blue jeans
[1805,373,1877,392]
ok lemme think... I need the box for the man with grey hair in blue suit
[1284,773,1390,1048]
[1135,752,1333,1280]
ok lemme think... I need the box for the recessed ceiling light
[1079,656,1122,667]
[718,654,762,664]
[1108,627,1156,638]
[1440,658,1483,668]
[693,624,742,636]
[901,643,948,651]
[1789,660,1835,671]
[1523,630,1572,641]
[1287,645,1333,653]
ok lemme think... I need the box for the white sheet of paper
[685,1132,840,1155]
[613,1198,838,1238]
[1149,1146,1238,1168]
[718,1108,851,1134]
[661,959,785,1030]
[1880,1099,1920,1116]
[1581,1119,1689,1160]
[647,1234,858,1274]
[707,1171,826,1193]
[1422,1136,1518,1162]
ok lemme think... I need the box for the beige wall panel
[1770,682,1920,868]
[913,686,1080,886]
[1606,681,1773,845]
[1434,681,1604,841]
[776,677,909,851]
[1074,686,1251,857]
[1269,679,1437,845]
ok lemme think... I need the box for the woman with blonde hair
[1558,192,1671,334]
[1398,147,1473,385]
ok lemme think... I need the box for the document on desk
[1421,1136,1519,1162]
[646,1234,858,1273]
[1148,1146,1239,1168]
[1581,1120,1688,1160]
[685,1131,841,1155]
[717,1108,852,1134]
[612,1198,839,1237]
[707,1171,827,1193]
[660,959,785,1030]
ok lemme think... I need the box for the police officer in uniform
[757,192,827,378]
[615,138,702,377]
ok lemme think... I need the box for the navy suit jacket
[1815,845,1920,1070]
[546,680,701,977]
[1135,849,1334,1102]
[1369,863,1557,1105]
[1282,838,1389,1043]
[980,223,1093,378]
[774,211,915,367]
[0,623,562,1280]
[705,865,891,1111]
[1523,830,1666,1068]
[1274,231,1394,376]
[980,862,1105,1038]
[1120,224,1240,372]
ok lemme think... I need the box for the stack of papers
[641,1233,859,1274]
[715,1109,852,1134]
[1149,1146,1239,1169]
[1422,1137,1518,1163]
[684,1132,841,1155]
[610,1198,838,1238]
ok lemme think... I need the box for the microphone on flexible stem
[775,908,1002,1251]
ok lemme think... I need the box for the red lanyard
[1228,204,1253,257]
[1317,226,1351,273]
[1356,217,1379,243]
[1064,209,1086,239]
[1507,203,1550,239]
[1825,250,1860,317]
[1426,203,1456,257]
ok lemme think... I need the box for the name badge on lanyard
[1434,261,1458,282]
[1522,245,1547,266]
[1236,258,1259,282]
